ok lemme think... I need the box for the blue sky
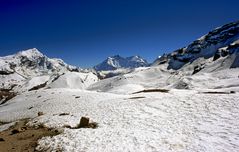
[0,0,239,68]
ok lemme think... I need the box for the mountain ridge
[94,55,149,71]
[152,20,239,71]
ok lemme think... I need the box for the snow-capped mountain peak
[94,55,148,71]
[16,48,44,59]
[0,48,83,89]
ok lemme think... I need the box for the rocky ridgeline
[153,20,239,70]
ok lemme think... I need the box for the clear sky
[0,0,239,68]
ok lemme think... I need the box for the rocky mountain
[0,48,80,77]
[153,20,239,73]
[94,55,148,71]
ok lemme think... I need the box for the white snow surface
[0,87,238,152]
[49,72,98,89]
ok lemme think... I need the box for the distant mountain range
[0,20,239,91]
[93,55,149,71]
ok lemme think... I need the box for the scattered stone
[11,129,20,135]
[28,82,47,91]
[230,91,236,94]
[37,95,41,98]
[63,125,72,129]
[59,113,70,116]
[129,96,146,99]
[202,91,230,94]
[132,88,169,94]
[192,64,205,75]
[78,117,89,128]
[88,122,98,129]
[75,96,81,99]
[72,117,98,129]
[0,90,16,105]
[21,127,27,131]
[38,112,44,116]
[28,106,33,110]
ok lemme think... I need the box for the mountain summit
[94,55,148,71]
[0,48,79,77]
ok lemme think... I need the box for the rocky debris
[87,122,98,129]
[132,88,169,94]
[175,81,189,89]
[28,106,33,110]
[11,129,20,135]
[0,70,14,75]
[64,117,99,129]
[0,89,16,105]
[129,96,146,99]
[38,112,44,116]
[230,91,236,94]
[78,117,90,128]
[192,64,205,75]
[51,73,65,83]
[28,82,47,91]
[201,91,236,94]
[59,113,70,116]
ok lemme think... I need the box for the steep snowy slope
[94,55,148,71]
[153,20,239,71]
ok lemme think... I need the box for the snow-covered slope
[153,20,239,71]
[48,72,98,89]
[94,55,148,71]
[89,21,239,94]
[0,48,98,91]
[1,88,239,152]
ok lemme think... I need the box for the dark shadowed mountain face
[94,55,149,71]
[153,21,239,70]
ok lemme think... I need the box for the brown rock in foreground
[78,117,90,128]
